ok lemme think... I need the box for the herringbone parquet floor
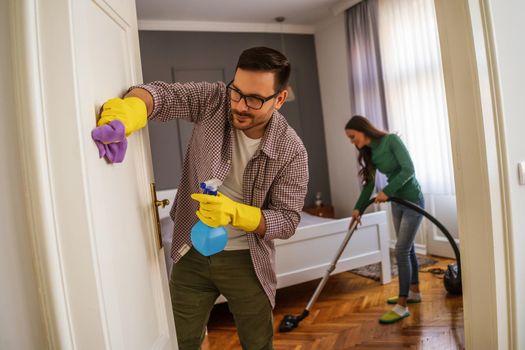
[202,257,464,349]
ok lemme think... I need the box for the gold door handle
[155,199,170,208]
[150,183,169,250]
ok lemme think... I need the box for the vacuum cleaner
[278,196,461,333]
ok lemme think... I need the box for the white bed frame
[276,211,392,288]
[157,189,392,293]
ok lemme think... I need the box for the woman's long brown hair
[345,115,387,185]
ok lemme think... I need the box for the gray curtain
[346,0,388,190]
[346,0,388,130]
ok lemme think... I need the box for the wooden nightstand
[303,205,335,218]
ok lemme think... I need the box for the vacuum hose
[278,196,462,333]
[389,198,462,296]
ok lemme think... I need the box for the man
[100,47,308,349]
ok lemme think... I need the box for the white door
[75,1,178,348]
[27,0,178,348]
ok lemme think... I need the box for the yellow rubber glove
[98,97,147,136]
[191,192,261,232]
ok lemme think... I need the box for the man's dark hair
[236,47,291,93]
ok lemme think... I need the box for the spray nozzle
[200,178,223,196]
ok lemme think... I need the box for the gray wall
[139,30,331,207]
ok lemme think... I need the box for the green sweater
[354,134,422,211]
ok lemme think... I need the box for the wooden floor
[202,257,464,350]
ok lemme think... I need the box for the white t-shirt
[220,128,261,250]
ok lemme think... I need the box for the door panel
[74,0,177,348]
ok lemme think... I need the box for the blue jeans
[391,197,425,298]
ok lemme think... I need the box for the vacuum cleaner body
[444,263,462,295]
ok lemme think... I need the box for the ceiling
[135,0,352,28]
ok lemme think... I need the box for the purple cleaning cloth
[91,119,128,163]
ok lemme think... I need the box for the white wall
[314,15,361,219]
[0,1,48,349]
[488,0,525,346]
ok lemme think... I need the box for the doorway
[9,0,510,348]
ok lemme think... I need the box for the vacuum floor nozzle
[278,311,309,333]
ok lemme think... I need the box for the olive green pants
[169,247,274,350]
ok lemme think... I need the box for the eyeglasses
[226,81,281,110]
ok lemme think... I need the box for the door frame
[10,0,76,347]
[10,0,514,349]
[435,0,514,349]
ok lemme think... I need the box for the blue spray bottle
[190,179,228,256]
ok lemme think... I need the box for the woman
[345,115,424,324]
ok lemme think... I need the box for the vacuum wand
[305,218,359,311]
[278,219,360,333]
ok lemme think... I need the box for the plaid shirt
[136,81,309,307]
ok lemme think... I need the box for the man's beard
[231,109,255,129]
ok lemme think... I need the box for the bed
[157,189,392,292]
